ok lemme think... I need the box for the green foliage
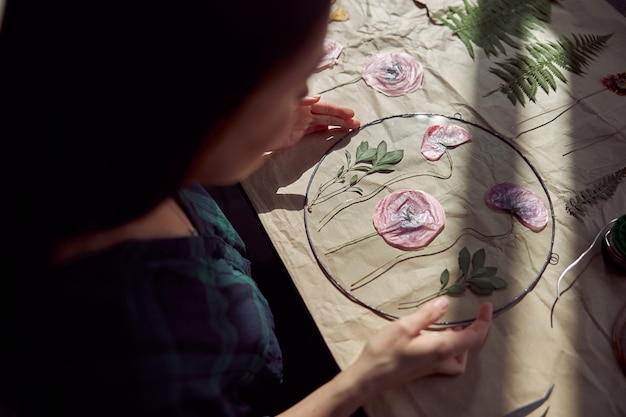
[400,247,507,309]
[487,33,613,105]
[442,247,507,296]
[432,0,553,59]
[306,140,404,212]
[566,166,626,218]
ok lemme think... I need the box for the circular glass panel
[304,113,555,326]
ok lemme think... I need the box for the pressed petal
[373,189,446,250]
[601,72,626,97]
[420,123,473,161]
[316,39,344,71]
[485,182,548,232]
[361,52,424,97]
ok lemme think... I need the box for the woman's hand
[347,298,493,395]
[276,95,360,150]
[276,298,492,417]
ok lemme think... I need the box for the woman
[0,0,492,416]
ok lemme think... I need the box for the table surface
[241,0,626,416]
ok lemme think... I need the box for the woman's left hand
[277,95,360,150]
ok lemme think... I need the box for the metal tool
[502,384,554,417]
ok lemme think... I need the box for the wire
[550,217,618,327]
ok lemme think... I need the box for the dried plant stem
[349,222,513,290]
[513,89,605,139]
[397,290,445,309]
[562,126,626,156]
[316,76,363,95]
[325,232,378,255]
[316,152,454,232]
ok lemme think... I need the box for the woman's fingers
[299,95,322,106]
[397,297,451,337]
[310,100,357,120]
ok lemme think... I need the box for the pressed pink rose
[316,39,344,71]
[361,52,424,97]
[373,189,446,250]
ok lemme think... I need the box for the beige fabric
[243,0,626,415]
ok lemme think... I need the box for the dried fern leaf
[432,0,553,59]
[487,33,613,106]
[566,166,626,217]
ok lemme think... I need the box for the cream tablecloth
[242,0,626,415]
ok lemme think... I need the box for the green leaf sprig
[306,140,404,212]
[399,247,507,309]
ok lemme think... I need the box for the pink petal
[420,123,472,161]
[373,189,446,250]
[485,182,548,232]
[361,52,424,97]
[316,39,344,71]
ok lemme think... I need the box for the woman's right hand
[345,297,493,396]
[276,298,492,417]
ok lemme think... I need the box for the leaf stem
[349,222,512,290]
[316,76,363,95]
[317,152,454,232]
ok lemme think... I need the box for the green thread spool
[602,214,626,275]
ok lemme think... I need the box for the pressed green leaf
[307,140,405,213]
[440,269,450,290]
[490,276,508,289]
[445,285,466,295]
[469,283,494,295]
[472,248,485,270]
[458,247,470,278]
[355,141,369,161]
[467,277,495,289]
[375,141,387,163]
[469,276,507,289]
[368,164,397,174]
[355,148,377,163]
[377,149,404,166]
[471,266,498,278]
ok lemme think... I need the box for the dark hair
[0,0,330,410]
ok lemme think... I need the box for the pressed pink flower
[316,39,344,71]
[361,52,424,97]
[373,189,445,250]
[420,123,473,161]
[485,183,548,232]
[601,72,626,96]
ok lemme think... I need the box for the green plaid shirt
[44,184,283,416]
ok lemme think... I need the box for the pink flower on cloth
[316,39,344,71]
[361,52,424,97]
[601,72,626,96]
[373,189,446,250]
